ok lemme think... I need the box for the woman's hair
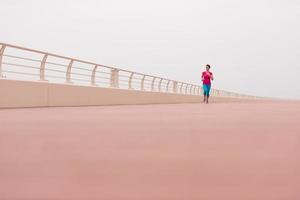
[206,64,211,69]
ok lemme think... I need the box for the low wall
[0,79,208,108]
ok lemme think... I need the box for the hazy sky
[1,0,300,99]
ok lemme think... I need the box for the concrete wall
[0,79,207,108]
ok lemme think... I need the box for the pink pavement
[0,100,300,200]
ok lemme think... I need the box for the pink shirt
[202,71,213,85]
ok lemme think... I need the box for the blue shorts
[203,84,211,96]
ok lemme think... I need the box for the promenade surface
[1,100,300,200]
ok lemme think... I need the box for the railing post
[158,78,163,92]
[190,84,193,95]
[192,85,195,95]
[0,45,6,78]
[151,77,156,91]
[91,65,98,86]
[185,84,189,94]
[141,75,146,90]
[128,72,134,89]
[193,85,196,95]
[180,82,184,94]
[173,81,178,93]
[40,54,48,81]
[66,59,74,83]
[110,68,119,88]
[166,80,171,92]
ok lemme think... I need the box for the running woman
[202,64,214,104]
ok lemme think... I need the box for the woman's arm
[211,73,214,81]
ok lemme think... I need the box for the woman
[202,64,214,104]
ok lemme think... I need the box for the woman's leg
[203,85,207,102]
[206,85,211,103]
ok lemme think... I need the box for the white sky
[1,0,300,99]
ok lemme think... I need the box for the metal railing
[0,42,256,99]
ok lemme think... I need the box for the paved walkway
[1,100,300,200]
